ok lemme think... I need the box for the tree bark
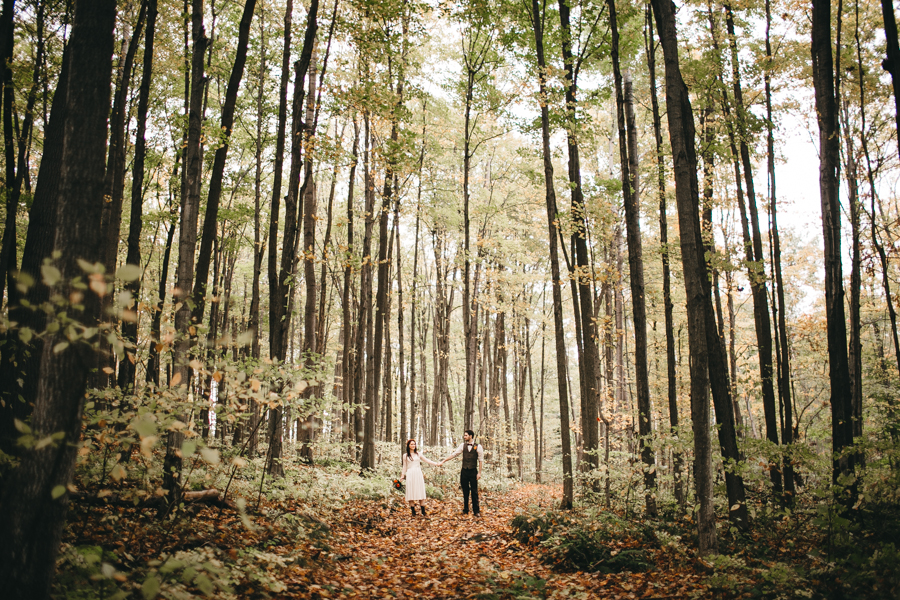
[649,0,718,554]
[0,2,116,594]
[880,0,900,162]
[163,0,208,504]
[531,0,573,508]
[645,8,683,512]
[811,0,855,490]
[191,0,257,327]
[119,0,158,391]
[609,0,656,515]
[557,0,600,476]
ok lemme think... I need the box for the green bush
[510,510,652,574]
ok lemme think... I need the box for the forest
[0,0,899,597]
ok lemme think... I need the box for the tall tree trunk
[340,116,359,444]
[191,0,257,328]
[249,1,269,361]
[462,29,490,432]
[880,0,900,162]
[0,20,65,457]
[119,0,158,392]
[645,8,683,512]
[557,0,599,476]
[723,1,782,500]
[164,0,207,505]
[531,0,573,508]
[649,0,718,554]
[298,49,320,464]
[609,0,656,515]
[811,0,855,490]
[858,16,900,381]
[0,0,17,305]
[94,3,147,388]
[0,2,116,594]
[355,114,376,463]
[268,0,292,360]
[841,103,863,442]
[765,0,796,500]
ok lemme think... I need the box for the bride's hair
[405,439,418,459]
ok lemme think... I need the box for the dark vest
[462,443,479,469]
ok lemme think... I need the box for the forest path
[283,484,707,599]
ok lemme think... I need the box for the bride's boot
[410,506,417,517]
[420,505,427,516]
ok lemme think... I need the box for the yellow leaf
[102,367,115,375]
[110,463,126,481]
[170,372,182,387]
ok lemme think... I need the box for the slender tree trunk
[0,40,69,457]
[880,0,900,162]
[722,1,782,500]
[249,4,268,361]
[119,0,158,391]
[532,0,573,508]
[811,0,855,490]
[0,2,116,594]
[268,0,291,360]
[340,116,358,444]
[649,0,718,554]
[163,0,208,505]
[557,0,599,476]
[765,0,796,500]
[609,0,656,514]
[0,0,17,305]
[95,3,147,388]
[298,49,319,464]
[645,9,683,512]
[192,0,257,329]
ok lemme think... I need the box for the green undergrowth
[510,508,653,574]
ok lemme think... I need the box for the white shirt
[445,442,484,464]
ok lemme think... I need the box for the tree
[0,0,116,594]
[649,0,718,554]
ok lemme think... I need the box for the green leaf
[51,485,66,499]
[132,418,157,438]
[199,447,220,465]
[53,341,69,354]
[116,264,142,282]
[141,575,160,599]
[18,327,33,344]
[181,440,197,456]
[41,265,62,286]
[14,419,31,434]
[195,573,214,595]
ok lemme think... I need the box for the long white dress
[401,452,439,501]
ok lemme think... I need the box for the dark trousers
[460,468,480,514]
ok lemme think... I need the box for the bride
[400,439,440,516]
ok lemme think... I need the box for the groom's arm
[477,445,484,479]
[441,443,464,464]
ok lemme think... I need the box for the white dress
[401,452,439,501]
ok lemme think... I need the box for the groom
[440,430,483,516]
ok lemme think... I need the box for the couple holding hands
[400,429,483,517]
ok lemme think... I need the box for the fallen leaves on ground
[60,484,711,599]
[277,485,709,599]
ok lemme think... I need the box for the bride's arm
[419,454,441,467]
[401,454,408,479]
